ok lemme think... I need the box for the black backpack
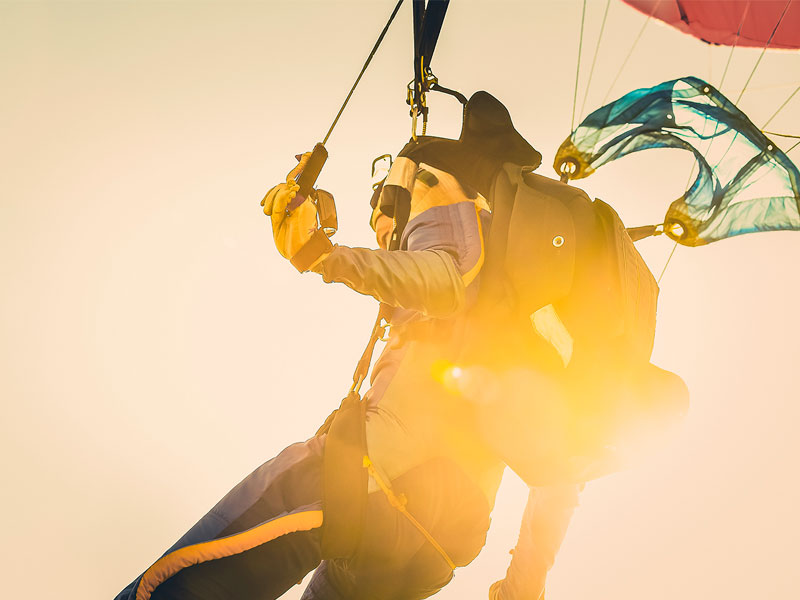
[385,98,658,367]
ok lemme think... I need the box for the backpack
[386,133,658,368]
[485,163,658,366]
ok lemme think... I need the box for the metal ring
[552,235,565,248]
[664,219,687,241]
[557,158,580,178]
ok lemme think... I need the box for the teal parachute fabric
[554,76,800,246]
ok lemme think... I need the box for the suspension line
[718,1,751,91]
[323,0,405,145]
[735,0,793,105]
[762,83,800,130]
[579,0,611,122]
[570,0,587,133]
[602,0,660,104]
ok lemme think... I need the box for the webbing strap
[316,302,390,557]
[350,303,393,393]
[413,0,450,74]
[476,165,516,311]
[411,0,451,119]
[331,307,455,572]
[363,456,457,571]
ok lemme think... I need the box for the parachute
[554,76,800,246]
[277,2,800,250]
[621,0,800,50]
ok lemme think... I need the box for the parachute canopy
[554,76,800,246]
[622,0,800,49]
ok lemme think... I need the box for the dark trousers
[117,436,491,600]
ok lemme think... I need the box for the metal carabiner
[407,79,429,141]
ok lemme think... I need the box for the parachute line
[571,0,587,133]
[735,0,793,105]
[718,0,751,91]
[571,0,588,132]
[764,131,800,140]
[762,83,800,129]
[322,0,405,145]
[657,240,678,285]
[579,0,611,122]
[602,0,659,105]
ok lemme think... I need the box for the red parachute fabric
[622,0,800,49]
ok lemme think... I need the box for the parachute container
[554,76,800,246]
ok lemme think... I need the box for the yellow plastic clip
[350,374,365,395]
[378,318,391,343]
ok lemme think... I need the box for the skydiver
[115,92,688,600]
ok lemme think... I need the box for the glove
[262,179,319,260]
[261,153,333,271]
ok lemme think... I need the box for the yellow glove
[286,151,311,182]
[261,154,332,270]
[262,179,320,259]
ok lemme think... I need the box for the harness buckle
[378,318,391,343]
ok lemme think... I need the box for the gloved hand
[261,178,319,260]
[261,153,334,271]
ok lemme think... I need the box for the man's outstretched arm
[311,245,465,318]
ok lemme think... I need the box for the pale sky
[1,2,799,599]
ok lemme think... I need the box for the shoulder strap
[476,163,517,312]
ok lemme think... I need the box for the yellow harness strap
[362,455,457,571]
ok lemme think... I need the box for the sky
[1,1,799,599]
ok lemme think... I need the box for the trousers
[116,435,491,600]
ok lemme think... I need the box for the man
[116,92,687,600]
